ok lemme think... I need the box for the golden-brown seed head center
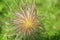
[24,19,33,28]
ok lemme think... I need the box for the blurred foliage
[0,0,60,40]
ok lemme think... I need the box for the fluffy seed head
[14,4,39,36]
[7,0,43,40]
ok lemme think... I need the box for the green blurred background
[0,0,60,40]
